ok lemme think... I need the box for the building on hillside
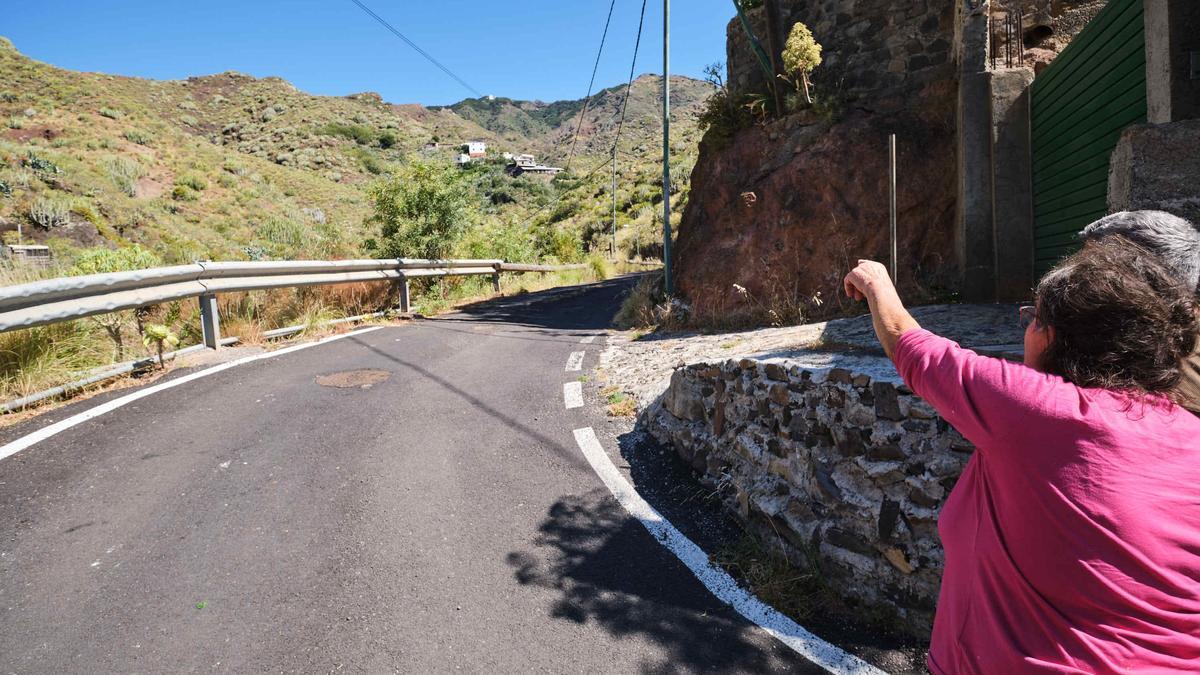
[463,141,487,158]
[506,153,564,176]
[3,245,52,268]
[457,153,473,166]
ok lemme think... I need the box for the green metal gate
[1031,0,1147,276]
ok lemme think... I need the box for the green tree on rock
[368,160,477,261]
[781,22,822,104]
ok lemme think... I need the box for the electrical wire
[563,0,618,173]
[610,0,650,167]
[348,0,484,98]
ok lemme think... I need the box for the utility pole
[889,133,897,283]
[611,150,618,260]
[662,0,673,295]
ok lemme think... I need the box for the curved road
[0,278,822,673]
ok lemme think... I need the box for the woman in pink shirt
[842,239,1200,673]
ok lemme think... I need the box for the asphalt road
[0,278,819,674]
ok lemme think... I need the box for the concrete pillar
[198,293,221,350]
[990,68,1036,301]
[956,0,996,301]
[1145,0,1200,124]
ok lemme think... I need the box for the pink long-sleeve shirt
[894,329,1200,674]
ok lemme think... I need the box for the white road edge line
[0,327,385,463]
[572,426,884,675]
[563,381,584,409]
[579,335,597,344]
[565,351,585,372]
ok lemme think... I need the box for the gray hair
[1080,210,1200,292]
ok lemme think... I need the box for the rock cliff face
[675,0,960,319]
[674,0,1106,320]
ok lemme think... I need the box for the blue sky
[4,1,732,106]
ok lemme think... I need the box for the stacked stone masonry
[646,358,974,637]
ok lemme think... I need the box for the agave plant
[142,323,179,370]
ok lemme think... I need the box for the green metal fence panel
[1031,0,1146,277]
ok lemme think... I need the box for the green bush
[369,160,476,260]
[0,180,10,198]
[7,116,23,129]
[175,173,208,191]
[377,131,398,149]
[102,155,145,197]
[23,152,61,176]
[319,122,376,145]
[123,129,152,145]
[171,185,199,201]
[98,106,124,120]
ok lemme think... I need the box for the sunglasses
[1019,305,1038,330]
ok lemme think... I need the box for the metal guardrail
[0,258,586,349]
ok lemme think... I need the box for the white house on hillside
[463,141,487,158]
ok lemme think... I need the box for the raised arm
[842,260,921,360]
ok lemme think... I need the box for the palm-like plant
[142,323,179,370]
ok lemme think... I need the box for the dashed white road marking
[579,335,597,344]
[571,426,884,675]
[0,327,385,463]
[563,382,584,409]
[565,351,585,372]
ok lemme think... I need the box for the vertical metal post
[491,267,501,293]
[889,133,898,284]
[611,150,618,260]
[662,0,673,296]
[398,277,411,314]
[199,293,221,350]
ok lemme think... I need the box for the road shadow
[441,275,641,332]
[507,488,816,674]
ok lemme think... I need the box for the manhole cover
[315,369,391,389]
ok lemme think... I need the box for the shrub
[142,323,179,369]
[23,152,61,175]
[0,180,10,198]
[171,185,199,201]
[613,273,665,329]
[781,22,822,103]
[99,107,124,120]
[377,131,398,149]
[180,114,199,127]
[587,252,610,280]
[175,173,208,191]
[6,116,23,129]
[123,129,152,145]
[319,122,376,145]
[28,197,71,229]
[369,160,476,260]
[102,155,145,197]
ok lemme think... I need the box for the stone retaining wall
[645,357,973,636]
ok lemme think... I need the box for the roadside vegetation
[0,36,711,408]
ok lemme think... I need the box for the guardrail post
[198,293,221,350]
[491,263,502,293]
[397,277,411,314]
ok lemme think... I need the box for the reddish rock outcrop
[676,100,958,321]
[675,1,960,322]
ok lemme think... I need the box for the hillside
[0,37,712,269]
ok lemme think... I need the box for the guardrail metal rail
[0,258,586,349]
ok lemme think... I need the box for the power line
[525,0,650,234]
[564,0,618,173]
[610,0,649,166]
[348,0,484,98]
